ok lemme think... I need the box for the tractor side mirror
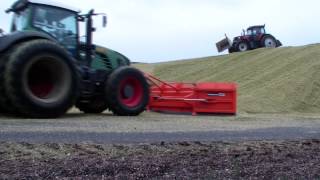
[102,16,107,28]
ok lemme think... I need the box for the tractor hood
[95,45,131,66]
[233,36,241,41]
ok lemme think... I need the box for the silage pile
[152,44,320,114]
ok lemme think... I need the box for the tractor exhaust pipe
[85,9,95,67]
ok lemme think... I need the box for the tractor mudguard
[0,31,56,53]
[276,40,282,47]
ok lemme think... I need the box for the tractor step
[145,74,237,115]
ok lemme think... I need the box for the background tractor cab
[0,0,149,118]
[244,25,266,41]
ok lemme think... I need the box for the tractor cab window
[32,5,77,53]
[247,28,265,36]
[12,8,30,32]
[247,27,265,36]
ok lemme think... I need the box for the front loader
[0,0,149,118]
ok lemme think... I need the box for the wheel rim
[119,77,143,107]
[23,55,72,104]
[239,43,248,51]
[264,38,276,48]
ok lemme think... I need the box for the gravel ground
[1,111,320,143]
[1,111,320,133]
[1,140,320,179]
[1,111,320,179]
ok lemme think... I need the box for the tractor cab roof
[7,0,80,14]
[247,25,265,31]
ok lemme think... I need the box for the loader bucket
[216,36,232,53]
[145,73,237,115]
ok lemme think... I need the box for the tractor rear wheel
[4,39,79,118]
[237,42,249,52]
[262,35,277,48]
[105,66,149,116]
[0,49,20,115]
[76,98,108,114]
[0,53,9,113]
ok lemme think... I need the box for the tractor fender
[261,34,278,42]
[261,34,276,39]
[276,40,282,47]
[0,31,56,53]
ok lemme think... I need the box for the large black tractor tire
[105,66,149,116]
[0,54,8,113]
[4,39,79,118]
[237,41,249,52]
[261,35,277,48]
[0,49,20,115]
[76,98,108,114]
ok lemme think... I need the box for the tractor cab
[241,25,266,43]
[8,0,79,55]
[246,25,266,36]
[6,0,127,70]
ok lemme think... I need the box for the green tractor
[0,0,149,118]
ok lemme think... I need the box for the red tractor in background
[216,25,282,53]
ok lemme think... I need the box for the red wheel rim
[30,83,54,98]
[119,77,143,107]
[24,55,72,103]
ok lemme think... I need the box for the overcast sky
[1,0,319,62]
